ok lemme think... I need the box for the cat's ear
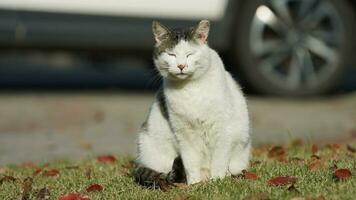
[152,21,170,44]
[193,20,210,44]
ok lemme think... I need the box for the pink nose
[177,64,186,71]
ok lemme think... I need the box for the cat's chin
[168,73,192,81]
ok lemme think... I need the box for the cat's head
[152,20,211,81]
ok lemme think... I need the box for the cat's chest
[166,88,224,129]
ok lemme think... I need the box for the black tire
[233,0,355,96]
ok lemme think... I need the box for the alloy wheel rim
[250,0,345,91]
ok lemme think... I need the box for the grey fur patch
[140,121,148,132]
[156,87,169,121]
[134,156,186,189]
[153,26,196,58]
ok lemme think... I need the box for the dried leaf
[267,176,297,186]
[311,144,318,154]
[58,193,90,200]
[33,168,43,176]
[21,177,33,200]
[333,168,352,181]
[0,175,16,185]
[173,194,188,200]
[347,144,356,153]
[36,187,50,200]
[308,156,323,171]
[242,170,258,181]
[43,169,60,177]
[268,146,286,161]
[86,184,103,192]
[243,192,269,200]
[97,155,117,163]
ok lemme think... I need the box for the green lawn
[0,142,355,200]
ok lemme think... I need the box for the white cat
[135,20,251,187]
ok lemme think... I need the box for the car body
[0,0,355,95]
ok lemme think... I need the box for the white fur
[137,28,251,185]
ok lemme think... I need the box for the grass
[0,142,355,200]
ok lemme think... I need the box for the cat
[134,20,251,188]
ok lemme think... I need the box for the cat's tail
[134,156,186,189]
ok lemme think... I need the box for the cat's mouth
[171,72,191,80]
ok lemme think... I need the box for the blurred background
[0,0,355,165]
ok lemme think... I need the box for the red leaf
[334,169,352,181]
[242,170,258,181]
[58,193,90,200]
[311,144,318,154]
[86,184,103,192]
[33,168,43,176]
[268,146,286,161]
[43,169,60,177]
[97,155,117,163]
[267,176,297,186]
[308,156,323,171]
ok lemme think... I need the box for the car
[0,0,355,96]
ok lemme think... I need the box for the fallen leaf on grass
[333,168,352,181]
[58,193,90,200]
[33,168,43,176]
[242,170,258,180]
[86,184,103,192]
[311,144,318,154]
[173,194,188,200]
[21,177,33,200]
[43,169,60,177]
[308,156,323,171]
[0,175,16,185]
[97,155,117,163]
[268,146,286,161]
[243,192,269,200]
[267,176,297,186]
[36,187,50,200]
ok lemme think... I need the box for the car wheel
[234,0,354,96]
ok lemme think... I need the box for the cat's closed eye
[167,53,176,57]
[186,53,194,58]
